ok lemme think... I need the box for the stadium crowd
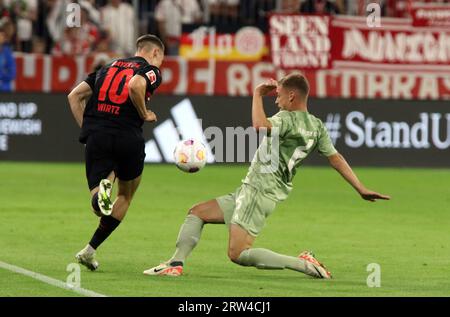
[2,0,450,56]
[0,0,449,91]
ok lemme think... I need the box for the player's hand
[359,189,391,202]
[144,110,157,122]
[254,79,278,96]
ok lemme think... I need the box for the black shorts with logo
[85,131,145,190]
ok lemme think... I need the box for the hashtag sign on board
[324,113,341,145]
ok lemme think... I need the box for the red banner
[269,14,450,71]
[331,15,450,68]
[13,54,450,100]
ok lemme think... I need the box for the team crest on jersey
[146,70,157,85]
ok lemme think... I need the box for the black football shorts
[85,131,145,190]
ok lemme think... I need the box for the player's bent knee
[188,203,208,220]
[188,200,225,224]
[188,204,199,215]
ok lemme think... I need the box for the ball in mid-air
[173,139,207,173]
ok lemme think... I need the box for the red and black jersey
[79,56,162,144]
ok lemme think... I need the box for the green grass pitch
[0,162,449,297]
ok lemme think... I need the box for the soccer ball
[173,139,207,173]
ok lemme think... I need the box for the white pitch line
[0,260,107,297]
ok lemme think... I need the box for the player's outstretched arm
[252,79,277,130]
[129,75,157,122]
[327,153,391,202]
[68,82,93,127]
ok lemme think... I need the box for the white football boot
[143,262,183,276]
[75,245,99,271]
[298,251,332,279]
[98,179,113,216]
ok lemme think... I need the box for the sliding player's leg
[143,187,241,276]
[228,224,330,278]
[143,198,227,276]
[170,199,225,262]
[227,184,332,279]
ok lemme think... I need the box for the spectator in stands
[155,0,182,56]
[48,0,100,56]
[100,0,136,55]
[9,0,38,52]
[300,0,341,14]
[0,26,16,92]
[53,6,100,55]
[155,0,203,56]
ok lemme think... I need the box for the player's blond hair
[279,73,310,101]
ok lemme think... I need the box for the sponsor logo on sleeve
[146,70,157,85]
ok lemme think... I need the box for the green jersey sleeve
[268,111,291,138]
[317,120,338,157]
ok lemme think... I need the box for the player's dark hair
[279,73,310,100]
[136,34,165,52]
